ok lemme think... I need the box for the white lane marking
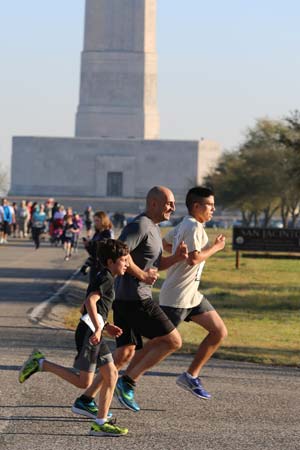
[29,267,81,323]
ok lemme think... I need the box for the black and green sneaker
[19,349,44,383]
[72,397,113,420]
[89,419,128,437]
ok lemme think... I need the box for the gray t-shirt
[115,213,162,301]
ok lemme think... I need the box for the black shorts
[113,298,175,349]
[73,321,113,372]
[2,221,11,234]
[160,296,215,328]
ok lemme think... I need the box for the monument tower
[76,0,159,139]
[10,0,221,204]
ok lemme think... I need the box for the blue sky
[1,0,300,175]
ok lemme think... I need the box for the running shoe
[89,419,128,437]
[115,377,140,412]
[71,397,112,419]
[19,349,44,384]
[176,372,211,399]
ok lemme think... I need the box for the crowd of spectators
[0,197,129,262]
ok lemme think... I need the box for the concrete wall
[10,137,203,199]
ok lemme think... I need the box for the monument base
[10,136,221,201]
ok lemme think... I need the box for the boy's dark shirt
[83,268,115,322]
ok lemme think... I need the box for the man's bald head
[145,186,175,223]
[146,186,171,206]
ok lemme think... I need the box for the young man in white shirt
[159,186,227,400]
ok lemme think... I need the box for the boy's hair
[96,239,129,265]
[185,186,214,213]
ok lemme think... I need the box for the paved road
[0,240,299,450]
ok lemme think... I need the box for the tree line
[205,111,300,228]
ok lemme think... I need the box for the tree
[205,117,300,227]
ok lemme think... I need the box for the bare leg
[79,329,181,399]
[96,362,118,419]
[42,360,94,389]
[82,345,136,399]
[125,328,182,381]
[113,344,136,370]
[188,310,227,377]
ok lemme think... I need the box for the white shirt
[159,216,209,308]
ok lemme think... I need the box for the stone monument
[10,0,221,204]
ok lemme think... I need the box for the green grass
[64,228,300,366]
[154,228,300,366]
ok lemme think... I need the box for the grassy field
[65,228,300,367]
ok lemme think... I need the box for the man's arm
[126,254,158,284]
[158,240,188,270]
[118,219,159,285]
[188,234,226,265]
[162,238,172,253]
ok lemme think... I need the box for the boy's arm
[84,291,102,344]
[188,234,226,265]
[104,323,123,338]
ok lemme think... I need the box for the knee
[164,330,182,351]
[215,324,228,342]
[103,365,118,388]
[113,346,135,370]
[80,378,93,389]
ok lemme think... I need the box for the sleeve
[87,271,111,298]
[86,273,102,296]
[183,222,203,253]
[118,220,146,252]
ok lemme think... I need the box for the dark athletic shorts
[160,296,215,328]
[85,221,92,231]
[113,298,175,349]
[73,321,113,372]
[2,221,10,234]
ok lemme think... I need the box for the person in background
[73,211,83,252]
[62,214,79,261]
[0,201,4,244]
[31,204,47,249]
[45,198,54,233]
[0,198,13,244]
[84,205,94,239]
[11,202,18,237]
[80,211,114,282]
[17,200,29,238]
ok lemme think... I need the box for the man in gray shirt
[77,186,187,415]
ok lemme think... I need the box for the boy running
[19,239,130,437]
[160,187,227,400]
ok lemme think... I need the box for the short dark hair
[185,186,214,212]
[96,239,129,265]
